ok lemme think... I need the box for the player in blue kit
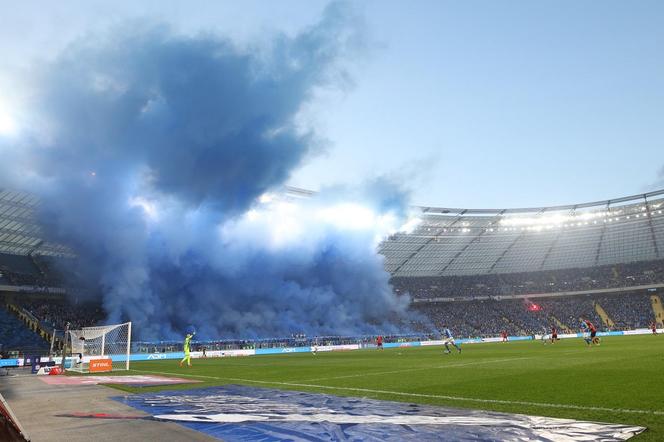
[441,327,462,354]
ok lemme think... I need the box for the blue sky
[1,0,662,208]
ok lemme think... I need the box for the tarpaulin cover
[115,385,645,441]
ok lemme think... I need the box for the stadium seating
[594,293,653,330]
[392,259,664,299]
[0,305,49,354]
[1,192,663,348]
[0,253,74,290]
[382,195,664,277]
[17,298,103,331]
[412,291,656,337]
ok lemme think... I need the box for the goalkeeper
[179,329,195,367]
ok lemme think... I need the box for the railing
[0,284,66,295]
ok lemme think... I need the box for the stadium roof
[3,186,664,274]
[0,189,73,257]
[380,189,664,277]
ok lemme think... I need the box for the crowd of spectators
[17,298,103,331]
[132,290,658,351]
[595,293,654,330]
[30,255,68,287]
[0,254,72,289]
[392,259,664,299]
[3,290,658,354]
[0,267,44,286]
[412,290,656,337]
[2,253,661,351]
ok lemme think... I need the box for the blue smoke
[0,2,415,339]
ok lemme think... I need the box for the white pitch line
[129,368,664,416]
[302,357,531,382]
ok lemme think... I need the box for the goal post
[66,322,132,373]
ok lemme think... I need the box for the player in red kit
[376,335,383,350]
[651,321,658,335]
[581,319,599,346]
[551,326,558,344]
[501,331,508,342]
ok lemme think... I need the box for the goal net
[66,322,132,373]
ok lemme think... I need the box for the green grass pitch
[110,335,663,440]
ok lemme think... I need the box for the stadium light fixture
[499,209,612,230]
[399,215,422,234]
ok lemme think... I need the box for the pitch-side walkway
[0,370,215,442]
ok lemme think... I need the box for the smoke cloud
[653,166,664,189]
[0,2,418,339]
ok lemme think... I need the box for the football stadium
[1,2,664,441]
[1,188,663,441]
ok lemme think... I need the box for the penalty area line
[129,368,664,416]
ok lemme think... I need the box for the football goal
[66,322,132,373]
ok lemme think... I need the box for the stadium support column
[644,196,661,259]
[60,322,70,371]
[49,331,56,359]
[594,202,609,266]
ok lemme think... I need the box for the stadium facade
[379,189,664,277]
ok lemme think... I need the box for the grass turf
[106,335,663,440]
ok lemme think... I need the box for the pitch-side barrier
[119,327,662,362]
[10,328,660,368]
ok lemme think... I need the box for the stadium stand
[0,188,663,349]
[0,254,40,277]
[381,190,664,277]
[390,259,664,299]
[410,290,658,337]
[594,292,654,330]
[17,298,103,331]
[0,304,49,355]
